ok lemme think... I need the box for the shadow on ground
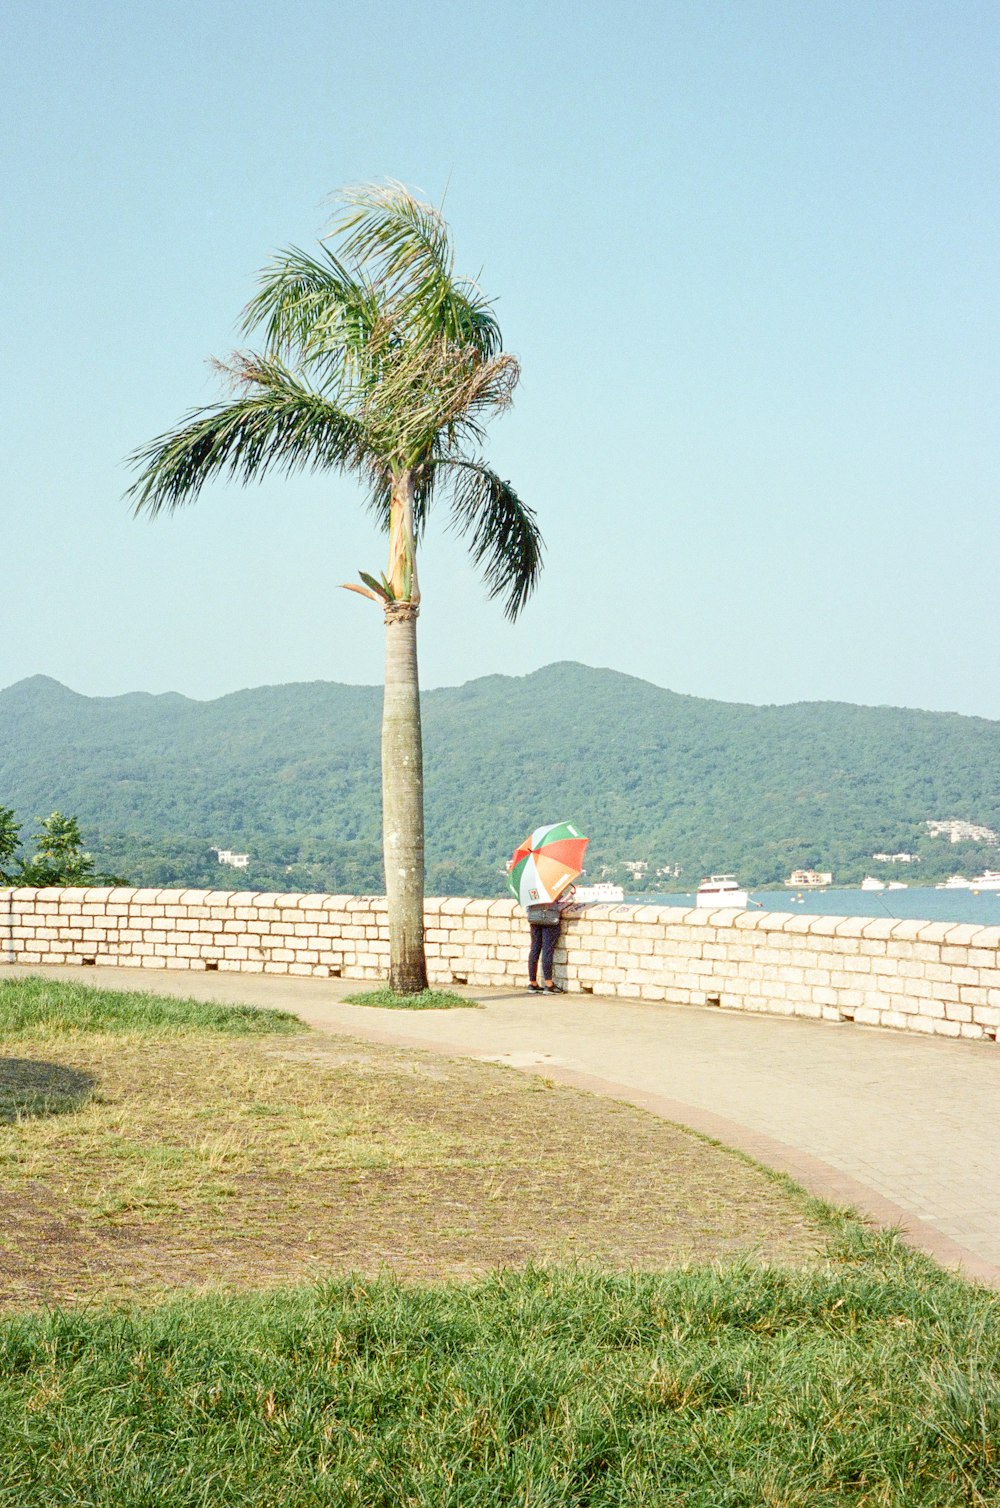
[0,1058,96,1122]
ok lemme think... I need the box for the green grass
[343,986,480,1009]
[0,975,302,1038]
[3,978,998,1502]
[1,1243,998,1506]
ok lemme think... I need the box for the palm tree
[127,182,543,992]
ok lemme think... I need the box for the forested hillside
[2,664,999,894]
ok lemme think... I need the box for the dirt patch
[0,1029,829,1309]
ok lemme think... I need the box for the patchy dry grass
[0,981,832,1310]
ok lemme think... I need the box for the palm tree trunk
[381,599,428,993]
[381,470,427,993]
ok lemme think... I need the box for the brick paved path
[5,964,998,1285]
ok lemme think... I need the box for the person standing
[525,887,574,993]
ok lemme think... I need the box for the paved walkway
[6,964,1000,1286]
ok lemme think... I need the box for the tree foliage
[1,807,124,888]
[0,806,19,884]
[127,182,542,621]
[4,667,1000,894]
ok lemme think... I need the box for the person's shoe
[543,983,564,993]
[527,983,543,993]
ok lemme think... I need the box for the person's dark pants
[528,922,559,984]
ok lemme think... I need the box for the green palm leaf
[127,360,368,517]
[333,182,502,360]
[437,458,544,620]
[242,246,386,389]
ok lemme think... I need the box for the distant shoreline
[626,887,1000,926]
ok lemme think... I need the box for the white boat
[969,871,1000,892]
[886,881,908,890]
[860,877,885,891]
[936,875,971,889]
[696,874,749,909]
[573,882,625,903]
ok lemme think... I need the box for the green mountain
[2,664,999,894]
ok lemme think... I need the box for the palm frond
[341,580,386,605]
[241,246,387,388]
[437,278,503,359]
[362,462,393,531]
[435,458,543,620]
[412,458,437,536]
[361,343,519,467]
[127,358,368,516]
[241,244,352,348]
[335,181,452,294]
[454,351,520,419]
[331,183,501,359]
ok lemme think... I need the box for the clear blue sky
[4,0,999,716]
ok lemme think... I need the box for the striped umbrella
[508,821,589,908]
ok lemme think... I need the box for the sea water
[629,888,1000,927]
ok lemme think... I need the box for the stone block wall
[2,888,999,1043]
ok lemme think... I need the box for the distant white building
[926,820,999,846]
[872,852,919,864]
[215,848,250,869]
[785,870,832,888]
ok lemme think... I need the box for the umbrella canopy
[508,821,589,908]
